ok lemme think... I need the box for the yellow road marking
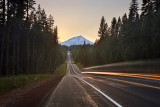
[106,77,160,90]
[82,72,160,90]
[82,72,160,81]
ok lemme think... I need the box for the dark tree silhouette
[129,0,139,22]
[71,0,160,67]
[0,1,65,76]
[98,16,107,39]
[111,17,117,36]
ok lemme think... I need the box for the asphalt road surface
[43,51,160,107]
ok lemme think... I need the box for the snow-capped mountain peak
[60,35,94,46]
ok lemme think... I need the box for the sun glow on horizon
[36,0,142,43]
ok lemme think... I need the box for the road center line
[74,75,123,107]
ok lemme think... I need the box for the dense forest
[71,0,160,67]
[0,0,65,76]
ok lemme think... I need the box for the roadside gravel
[0,76,63,107]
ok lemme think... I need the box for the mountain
[60,35,94,46]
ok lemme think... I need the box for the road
[43,51,160,107]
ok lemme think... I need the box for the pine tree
[53,26,58,45]
[0,0,5,75]
[16,0,26,21]
[0,0,65,76]
[98,16,107,39]
[48,14,54,33]
[141,0,153,18]
[36,5,42,30]
[115,17,122,36]
[0,0,5,25]
[0,1,2,25]
[41,9,47,31]
[153,0,160,12]
[129,0,139,22]
[122,13,128,24]
[111,17,117,36]
[25,0,36,21]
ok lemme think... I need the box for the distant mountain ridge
[60,35,94,46]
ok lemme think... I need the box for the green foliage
[98,16,108,38]
[0,63,66,97]
[71,0,160,67]
[0,1,65,76]
[53,63,66,77]
[129,0,139,22]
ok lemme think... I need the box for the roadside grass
[72,60,75,64]
[0,63,66,97]
[71,60,84,70]
[53,63,66,77]
[76,63,84,68]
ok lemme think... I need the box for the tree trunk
[2,0,5,25]
[32,42,34,73]
[26,0,29,74]
[27,0,29,20]
[12,22,16,75]
[32,34,35,73]
[27,28,30,74]
[16,24,20,74]
[7,0,9,22]
[0,27,5,76]
[0,0,6,76]
[6,25,10,75]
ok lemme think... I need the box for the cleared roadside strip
[74,75,122,107]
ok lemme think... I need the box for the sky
[35,0,142,42]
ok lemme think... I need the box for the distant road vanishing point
[42,51,160,107]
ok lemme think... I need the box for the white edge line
[46,76,65,105]
[71,64,79,75]
[74,75,123,107]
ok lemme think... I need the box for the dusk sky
[36,0,142,42]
